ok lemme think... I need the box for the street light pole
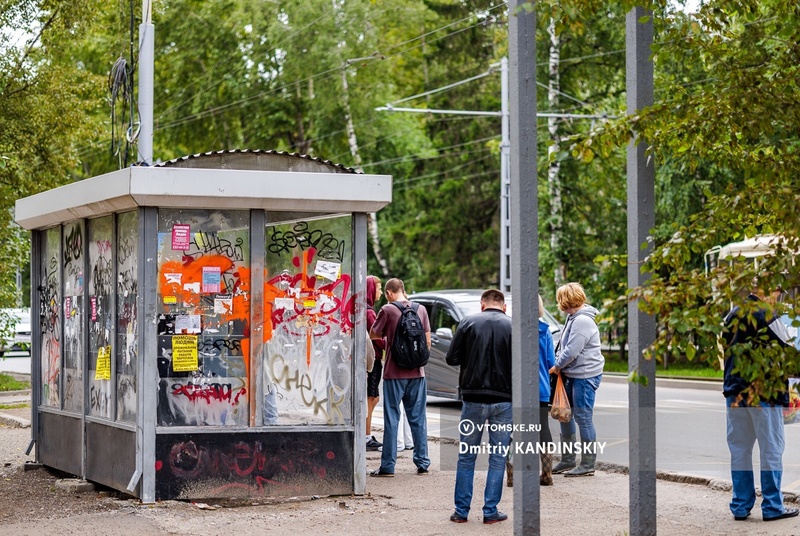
[500,57,511,294]
[376,63,607,292]
[138,0,154,165]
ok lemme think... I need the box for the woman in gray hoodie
[549,282,604,476]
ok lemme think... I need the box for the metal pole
[626,6,657,535]
[138,0,154,164]
[353,213,368,495]
[375,106,610,120]
[500,57,511,293]
[509,2,540,534]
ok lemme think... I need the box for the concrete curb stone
[0,412,30,428]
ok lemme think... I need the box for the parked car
[0,308,31,356]
[407,289,562,400]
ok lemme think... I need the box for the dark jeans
[539,401,553,445]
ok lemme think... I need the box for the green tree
[0,1,105,318]
[567,0,800,396]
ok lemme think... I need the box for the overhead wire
[83,5,783,164]
[153,5,510,133]
[393,151,497,186]
[386,121,556,194]
[360,135,500,169]
[396,169,499,193]
[155,6,340,122]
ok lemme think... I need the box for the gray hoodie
[554,305,604,379]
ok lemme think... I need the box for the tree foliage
[11,0,799,398]
[564,0,800,397]
[0,0,105,317]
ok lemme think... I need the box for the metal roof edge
[154,149,360,174]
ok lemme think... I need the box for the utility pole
[138,0,154,164]
[626,6,657,535]
[508,2,540,533]
[499,57,511,294]
[376,65,606,292]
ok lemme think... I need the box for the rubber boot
[551,434,577,474]
[506,458,513,487]
[564,444,596,477]
[540,453,554,486]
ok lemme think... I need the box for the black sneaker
[416,467,429,475]
[764,507,800,521]
[450,512,468,523]
[484,512,508,525]
[366,436,382,451]
[369,469,394,477]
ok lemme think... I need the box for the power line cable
[155,7,342,121]
[396,169,499,193]
[360,135,499,169]
[393,152,497,186]
[382,2,507,54]
[154,8,508,131]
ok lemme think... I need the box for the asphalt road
[6,355,799,493]
[374,377,800,493]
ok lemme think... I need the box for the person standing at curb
[506,294,556,487]
[549,282,604,477]
[369,278,431,477]
[723,284,799,522]
[537,294,557,485]
[365,275,385,452]
[445,289,512,525]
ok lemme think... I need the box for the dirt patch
[0,463,123,525]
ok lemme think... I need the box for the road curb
[593,460,800,503]
[602,373,723,391]
[0,412,30,428]
[0,388,31,398]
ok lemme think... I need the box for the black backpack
[390,302,430,369]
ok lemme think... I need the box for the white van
[705,234,799,349]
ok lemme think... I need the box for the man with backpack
[369,278,432,477]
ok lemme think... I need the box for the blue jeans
[379,378,430,473]
[559,374,601,444]
[726,397,785,519]
[454,401,512,519]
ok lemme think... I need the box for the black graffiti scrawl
[154,432,353,500]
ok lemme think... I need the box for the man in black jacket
[445,289,512,525]
[723,286,798,522]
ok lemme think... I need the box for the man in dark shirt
[369,278,431,477]
[723,286,798,522]
[445,289,512,525]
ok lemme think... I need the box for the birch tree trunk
[341,68,390,277]
[546,17,567,288]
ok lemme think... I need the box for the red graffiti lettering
[171,382,247,405]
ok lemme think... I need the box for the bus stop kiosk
[14,150,392,502]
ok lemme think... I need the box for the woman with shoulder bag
[548,282,604,477]
[506,295,557,487]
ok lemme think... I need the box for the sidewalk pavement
[3,384,800,534]
[1,433,797,536]
[0,391,32,429]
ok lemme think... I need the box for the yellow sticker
[303,299,316,308]
[95,346,111,380]
[172,335,199,372]
[163,295,177,304]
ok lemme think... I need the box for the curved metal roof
[155,149,358,174]
[15,151,390,230]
